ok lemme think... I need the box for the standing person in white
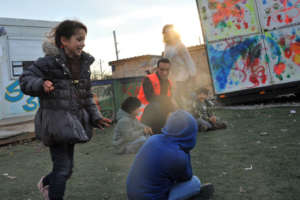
[163,24,197,110]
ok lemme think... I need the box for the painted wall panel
[207,35,271,93]
[0,19,56,121]
[197,0,260,42]
[257,0,300,31]
[0,29,42,120]
[0,36,5,120]
[264,25,300,83]
[2,38,42,119]
[3,80,40,118]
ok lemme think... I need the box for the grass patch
[0,107,299,200]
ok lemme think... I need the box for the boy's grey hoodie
[113,109,147,154]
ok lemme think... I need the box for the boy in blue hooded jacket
[126,110,214,200]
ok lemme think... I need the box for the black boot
[199,183,214,199]
[209,122,227,131]
[189,183,214,200]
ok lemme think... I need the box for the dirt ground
[0,107,300,200]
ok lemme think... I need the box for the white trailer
[196,0,300,104]
[0,17,57,121]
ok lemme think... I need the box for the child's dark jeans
[43,143,74,200]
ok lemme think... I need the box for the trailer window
[11,61,34,78]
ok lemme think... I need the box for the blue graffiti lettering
[5,80,24,102]
[23,96,39,112]
[4,80,39,112]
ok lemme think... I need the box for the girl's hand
[97,118,112,129]
[43,80,55,93]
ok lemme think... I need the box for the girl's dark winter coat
[19,42,102,146]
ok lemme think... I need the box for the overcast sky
[0,0,203,73]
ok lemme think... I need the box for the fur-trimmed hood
[42,40,60,56]
[41,40,95,65]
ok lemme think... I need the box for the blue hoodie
[127,110,198,200]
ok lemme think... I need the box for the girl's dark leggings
[43,143,75,200]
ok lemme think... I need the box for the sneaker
[210,122,227,130]
[199,125,209,132]
[37,176,49,200]
[37,176,45,193]
[199,183,214,200]
[42,185,49,200]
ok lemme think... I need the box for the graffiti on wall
[121,83,140,97]
[257,0,300,30]
[4,79,142,118]
[197,0,259,41]
[264,25,300,83]
[4,80,39,112]
[207,35,270,93]
[92,84,114,119]
[91,79,142,119]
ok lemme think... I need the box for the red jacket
[137,73,172,120]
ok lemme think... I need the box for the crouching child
[127,110,214,200]
[192,88,227,132]
[113,97,152,154]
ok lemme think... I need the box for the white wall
[0,36,6,120]
[0,18,57,120]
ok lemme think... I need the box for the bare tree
[91,59,112,80]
